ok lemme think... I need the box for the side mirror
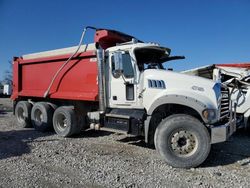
[113,52,123,78]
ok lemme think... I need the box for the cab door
[108,51,137,108]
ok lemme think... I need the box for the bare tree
[2,60,13,85]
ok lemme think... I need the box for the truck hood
[141,69,219,111]
[143,69,216,89]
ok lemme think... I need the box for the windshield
[134,46,184,71]
[134,46,168,71]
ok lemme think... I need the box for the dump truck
[183,63,250,131]
[11,27,236,168]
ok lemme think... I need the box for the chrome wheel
[53,106,79,137]
[34,109,43,124]
[17,107,25,122]
[55,113,68,131]
[170,130,198,157]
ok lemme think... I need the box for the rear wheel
[53,106,79,137]
[31,102,53,132]
[154,114,211,168]
[15,101,32,128]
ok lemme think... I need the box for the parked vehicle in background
[11,27,236,168]
[183,63,250,131]
[0,83,12,97]
[3,84,12,96]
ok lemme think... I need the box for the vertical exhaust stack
[96,44,106,113]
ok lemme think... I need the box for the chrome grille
[220,86,230,119]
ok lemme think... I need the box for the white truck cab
[96,41,236,168]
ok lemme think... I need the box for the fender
[144,94,209,143]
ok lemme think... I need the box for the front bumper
[210,118,236,144]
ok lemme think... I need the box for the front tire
[154,114,211,168]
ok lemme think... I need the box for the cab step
[104,108,146,135]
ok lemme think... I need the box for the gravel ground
[0,98,250,188]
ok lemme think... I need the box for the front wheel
[154,114,211,168]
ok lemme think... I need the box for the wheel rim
[17,107,25,122]
[55,113,68,131]
[170,130,198,157]
[34,109,43,125]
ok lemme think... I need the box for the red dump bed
[12,48,98,101]
[11,29,137,101]
[216,63,250,68]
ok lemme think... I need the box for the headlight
[202,109,216,121]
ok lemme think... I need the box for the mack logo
[191,86,204,92]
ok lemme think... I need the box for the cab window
[112,52,134,78]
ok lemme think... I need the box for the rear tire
[15,101,32,128]
[53,106,79,137]
[154,114,211,168]
[31,102,53,132]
